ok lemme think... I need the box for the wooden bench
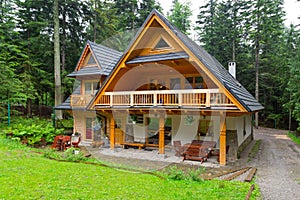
[182,140,217,163]
[122,142,145,150]
[183,146,209,163]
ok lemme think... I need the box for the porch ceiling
[93,107,247,116]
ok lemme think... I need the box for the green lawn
[288,132,300,146]
[0,136,260,200]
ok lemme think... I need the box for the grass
[248,140,261,162]
[288,132,300,146]
[0,136,261,200]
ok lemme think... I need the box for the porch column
[219,112,227,165]
[110,117,115,149]
[159,113,165,154]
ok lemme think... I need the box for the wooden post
[219,112,226,165]
[110,117,115,149]
[159,113,165,154]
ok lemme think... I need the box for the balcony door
[170,78,181,90]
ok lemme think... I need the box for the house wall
[172,115,199,144]
[73,110,98,141]
[227,114,252,146]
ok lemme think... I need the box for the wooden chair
[51,135,63,150]
[62,136,71,150]
[173,140,184,156]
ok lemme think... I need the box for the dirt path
[250,127,300,200]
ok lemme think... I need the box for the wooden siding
[70,94,94,107]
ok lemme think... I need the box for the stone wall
[226,130,238,162]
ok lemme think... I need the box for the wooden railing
[95,89,237,109]
[70,94,94,107]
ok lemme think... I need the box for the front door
[86,118,93,140]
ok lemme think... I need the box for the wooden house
[56,10,263,165]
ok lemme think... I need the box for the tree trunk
[254,0,261,129]
[255,40,259,128]
[54,0,62,119]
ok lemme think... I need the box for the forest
[0,0,299,131]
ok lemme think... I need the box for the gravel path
[250,127,300,200]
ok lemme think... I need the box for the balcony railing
[95,89,237,109]
[70,94,94,107]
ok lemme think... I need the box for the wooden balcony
[70,94,94,107]
[95,89,237,110]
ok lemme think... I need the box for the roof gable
[68,41,122,78]
[89,10,263,112]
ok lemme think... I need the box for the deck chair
[173,140,184,156]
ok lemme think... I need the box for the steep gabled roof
[89,41,123,75]
[89,9,263,112]
[68,41,122,77]
[55,42,123,110]
[151,10,263,112]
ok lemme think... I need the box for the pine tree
[167,0,192,35]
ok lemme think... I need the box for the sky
[156,0,300,27]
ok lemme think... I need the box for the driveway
[251,127,300,200]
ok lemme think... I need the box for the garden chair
[51,135,63,150]
[71,133,81,148]
[173,140,184,156]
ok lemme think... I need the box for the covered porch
[102,109,229,165]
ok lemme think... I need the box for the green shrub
[167,165,186,180]
[2,117,64,146]
[187,168,205,182]
[43,147,88,162]
[164,165,205,182]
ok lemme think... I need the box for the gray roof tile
[126,51,188,64]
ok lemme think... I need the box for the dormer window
[82,53,97,67]
[155,38,170,49]
[87,55,96,65]
[152,36,173,52]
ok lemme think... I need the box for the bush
[164,165,205,182]
[2,117,64,146]
[43,147,88,162]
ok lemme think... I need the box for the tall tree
[54,0,62,119]
[196,0,289,128]
[167,0,192,35]
[14,0,54,116]
[250,0,285,127]
[196,0,218,55]
[284,25,300,131]
[0,0,26,112]
[137,0,162,26]
[113,0,139,31]
[88,0,118,44]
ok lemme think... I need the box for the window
[198,119,213,137]
[170,78,181,90]
[84,81,99,95]
[154,38,171,49]
[185,76,204,89]
[87,55,96,65]
[128,114,143,124]
[82,53,97,67]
